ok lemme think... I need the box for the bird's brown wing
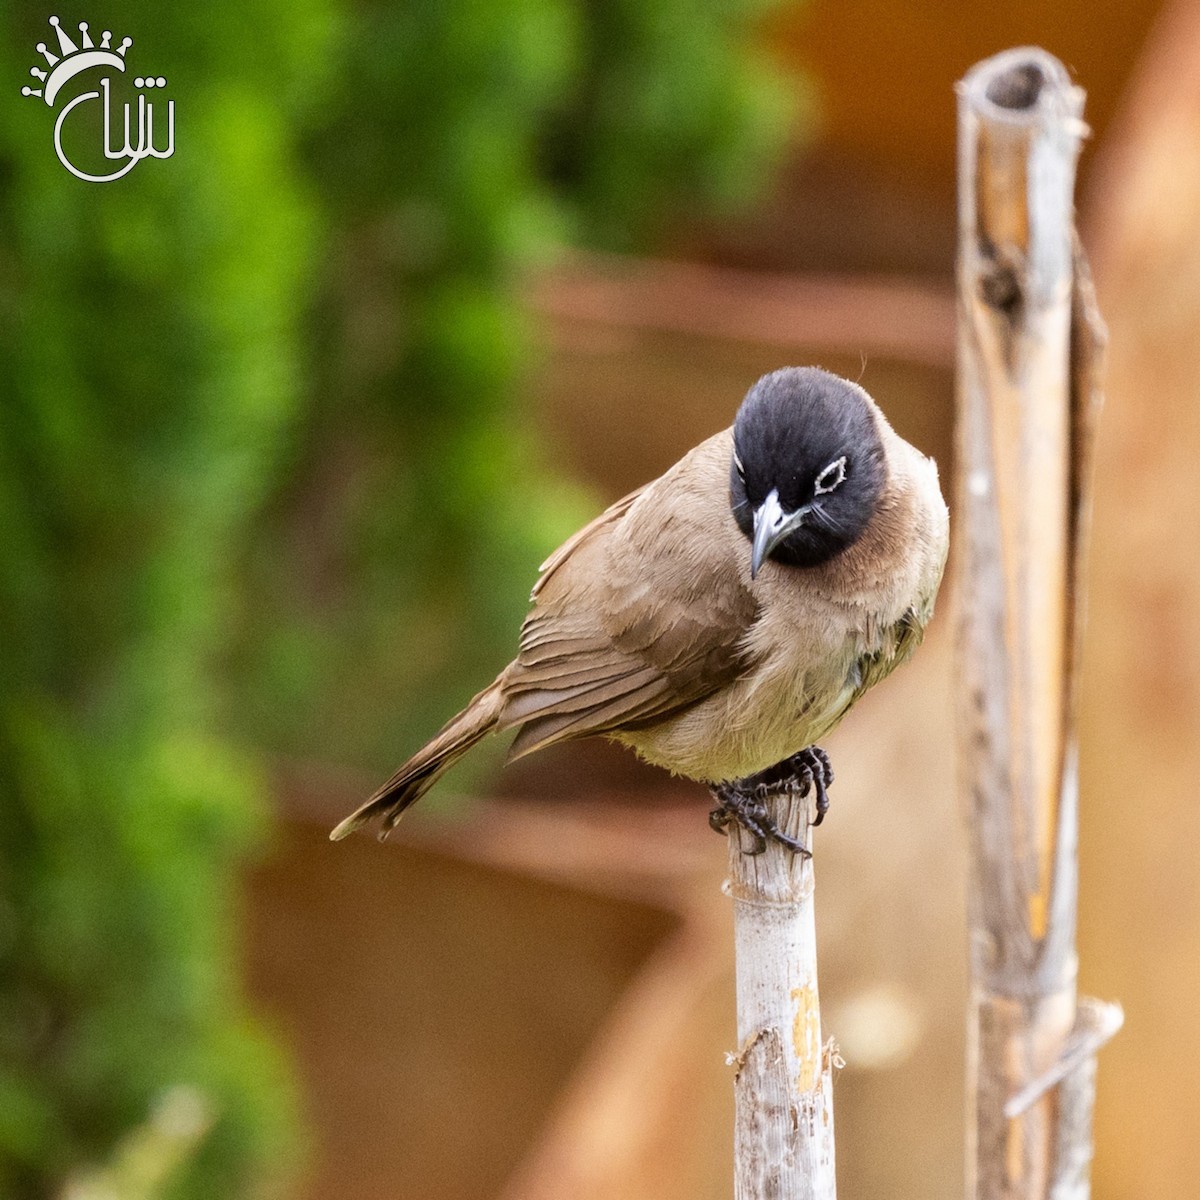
[500,434,759,759]
[531,485,645,599]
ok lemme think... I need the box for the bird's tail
[329,680,504,841]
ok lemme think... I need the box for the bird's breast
[612,600,864,783]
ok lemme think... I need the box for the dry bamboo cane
[955,48,1122,1200]
[726,790,836,1200]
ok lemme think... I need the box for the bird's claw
[796,745,834,826]
[708,745,834,855]
[709,781,811,858]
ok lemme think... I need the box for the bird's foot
[797,745,834,826]
[739,745,834,825]
[708,745,834,856]
[709,786,809,857]
[709,781,811,858]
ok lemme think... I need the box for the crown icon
[20,15,131,106]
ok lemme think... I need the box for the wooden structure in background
[1078,2,1200,1196]
[955,47,1120,1200]
[532,254,955,370]
[768,0,1161,194]
[527,261,955,504]
[680,0,1165,282]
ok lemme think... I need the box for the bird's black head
[730,367,887,575]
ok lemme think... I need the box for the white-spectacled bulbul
[332,366,949,853]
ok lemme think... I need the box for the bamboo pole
[726,790,836,1200]
[955,47,1121,1200]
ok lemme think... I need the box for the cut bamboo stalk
[955,47,1121,1200]
[726,791,836,1200]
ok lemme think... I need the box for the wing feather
[499,431,758,759]
[531,486,645,599]
[507,676,675,760]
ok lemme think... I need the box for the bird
[331,366,949,853]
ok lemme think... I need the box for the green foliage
[0,717,295,1199]
[0,1,328,1194]
[546,0,799,246]
[0,0,802,1196]
[234,0,803,774]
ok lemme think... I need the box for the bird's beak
[751,489,807,579]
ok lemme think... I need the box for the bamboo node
[978,260,1023,315]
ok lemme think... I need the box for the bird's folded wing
[531,485,645,599]
[501,447,759,760]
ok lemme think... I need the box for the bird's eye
[733,448,746,480]
[814,456,847,495]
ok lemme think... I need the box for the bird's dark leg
[708,745,835,856]
[709,788,776,856]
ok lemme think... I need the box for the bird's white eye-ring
[814,456,847,495]
[733,448,746,480]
